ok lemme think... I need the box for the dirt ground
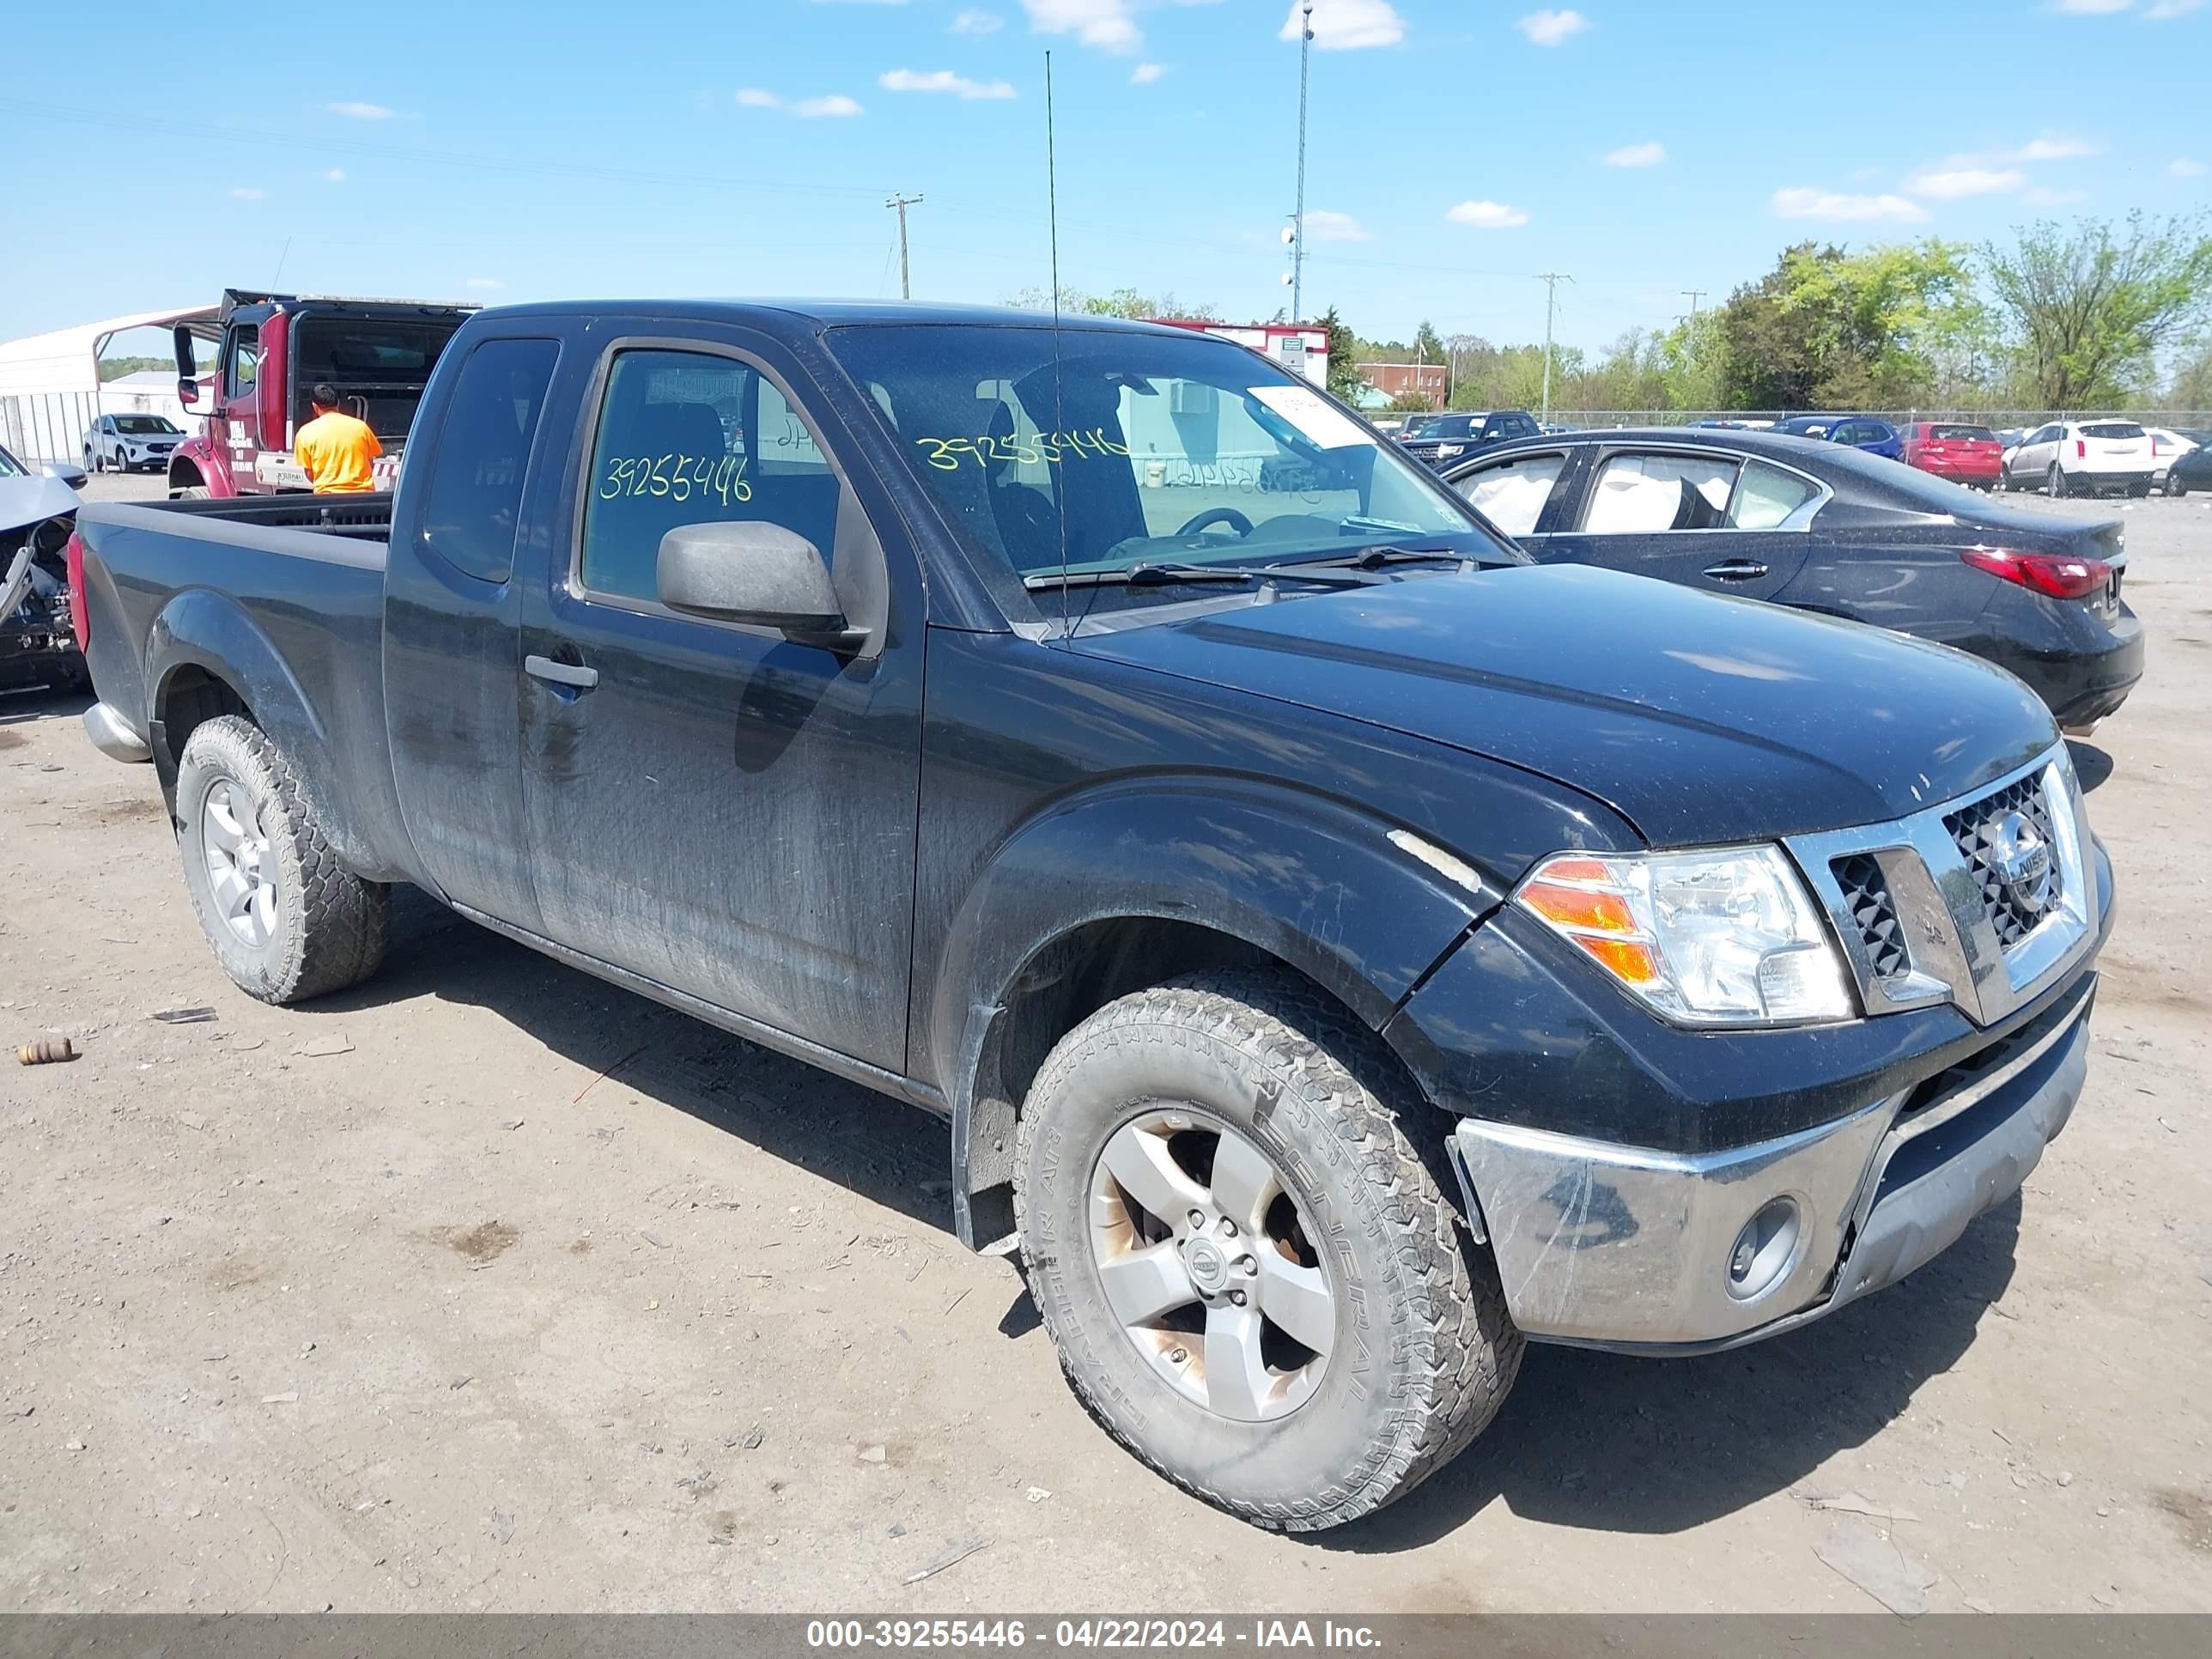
[4,481,2210,1614]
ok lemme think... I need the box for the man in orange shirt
[295,381,383,493]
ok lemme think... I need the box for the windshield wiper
[1024,561,1378,592]
[1279,544,1472,573]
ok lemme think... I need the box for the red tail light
[2075,439,2087,459]
[1961,545,2112,600]
[64,530,88,651]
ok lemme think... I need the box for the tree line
[1013,214,2212,415]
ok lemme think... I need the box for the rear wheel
[175,715,389,1005]
[1014,969,1521,1531]
[2171,475,2191,498]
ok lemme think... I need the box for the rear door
[1534,444,1821,601]
[515,322,925,1071]
[385,319,574,930]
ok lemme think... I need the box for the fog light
[1725,1197,1801,1302]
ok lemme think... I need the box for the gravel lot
[3,484,2210,1614]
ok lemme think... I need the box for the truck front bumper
[1450,981,2091,1354]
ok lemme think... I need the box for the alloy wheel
[1087,1109,1334,1423]
[199,777,280,947]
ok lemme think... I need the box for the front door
[518,330,924,1072]
[1537,445,1820,603]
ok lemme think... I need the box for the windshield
[2080,422,2145,440]
[113,415,179,434]
[1929,423,1996,442]
[827,323,1506,588]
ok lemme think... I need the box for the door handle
[1702,559,1769,582]
[525,653,599,690]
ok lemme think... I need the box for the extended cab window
[419,337,560,584]
[579,348,841,604]
[1455,452,1566,536]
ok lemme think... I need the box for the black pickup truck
[70,301,2111,1532]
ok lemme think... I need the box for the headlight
[1436,442,1464,458]
[1513,847,1856,1027]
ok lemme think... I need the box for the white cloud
[1604,141,1666,167]
[1905,165,2027,198]
[466,277,505,290]
[1284,0,1406,52]
[2172,156,2209,177]
[2147,0,2205,16]
[881,67,1017,98]
[1026,0,1140,50]
[743,88,866,117]
[1447,199,1529,228]
[231,185,265,200]
[2012,132,2100,161]
[1301,209,1370,242]
[327,100,395,120]
[2049,0,2132,12]
[951,7,1004,30]
[1130,61,1166,83]
[2023,185,2089,204]
[1771,186,1929,223]
[325,168,346,182]
[1516,8,1589,46]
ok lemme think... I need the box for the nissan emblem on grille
[1989,811,2053,917]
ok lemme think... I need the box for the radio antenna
[1045,49,1070,636]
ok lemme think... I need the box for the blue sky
[3,0,2207,355]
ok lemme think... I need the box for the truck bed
[74,492,410,878]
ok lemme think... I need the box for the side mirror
[656,520,863,649]
[177,379,201,408]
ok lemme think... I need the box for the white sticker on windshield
[1248,384,1376,450]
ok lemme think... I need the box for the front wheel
[2171,475,2191,497]
[1014,969,1522,1531]
[173,483,211,500]
[2047,462,2069,498]
[175,715,390,1004]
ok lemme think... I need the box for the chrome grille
[1832,854,1909,980]
[1944,775,2062,950]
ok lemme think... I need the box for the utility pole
[885,193,924,300]
[1537,271,1571,423]
[1291,0,1314,324]
[1680,289,1705,320]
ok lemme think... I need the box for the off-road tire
[1013,968,1522,1531]
[175,715,389,1004]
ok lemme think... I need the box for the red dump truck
[163,289,475,498]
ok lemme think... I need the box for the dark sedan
[2164,438,2212,495]
[1443,428,2142,732]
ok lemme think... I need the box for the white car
[1998,419,2157,498]
[83,413,187,475]
[2145,426,2203,489]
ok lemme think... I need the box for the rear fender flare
[143,589,368,870]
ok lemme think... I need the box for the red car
[1899,421,2003,489]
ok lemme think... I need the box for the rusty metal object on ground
[17,1036,77,1066]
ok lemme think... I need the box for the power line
[884,193,924,301]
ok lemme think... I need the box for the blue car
[1825,416,1904,460]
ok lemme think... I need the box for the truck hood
[1072,562,2059,847]
[0,474,80,537]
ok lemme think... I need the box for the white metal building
[0,305,216,465]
